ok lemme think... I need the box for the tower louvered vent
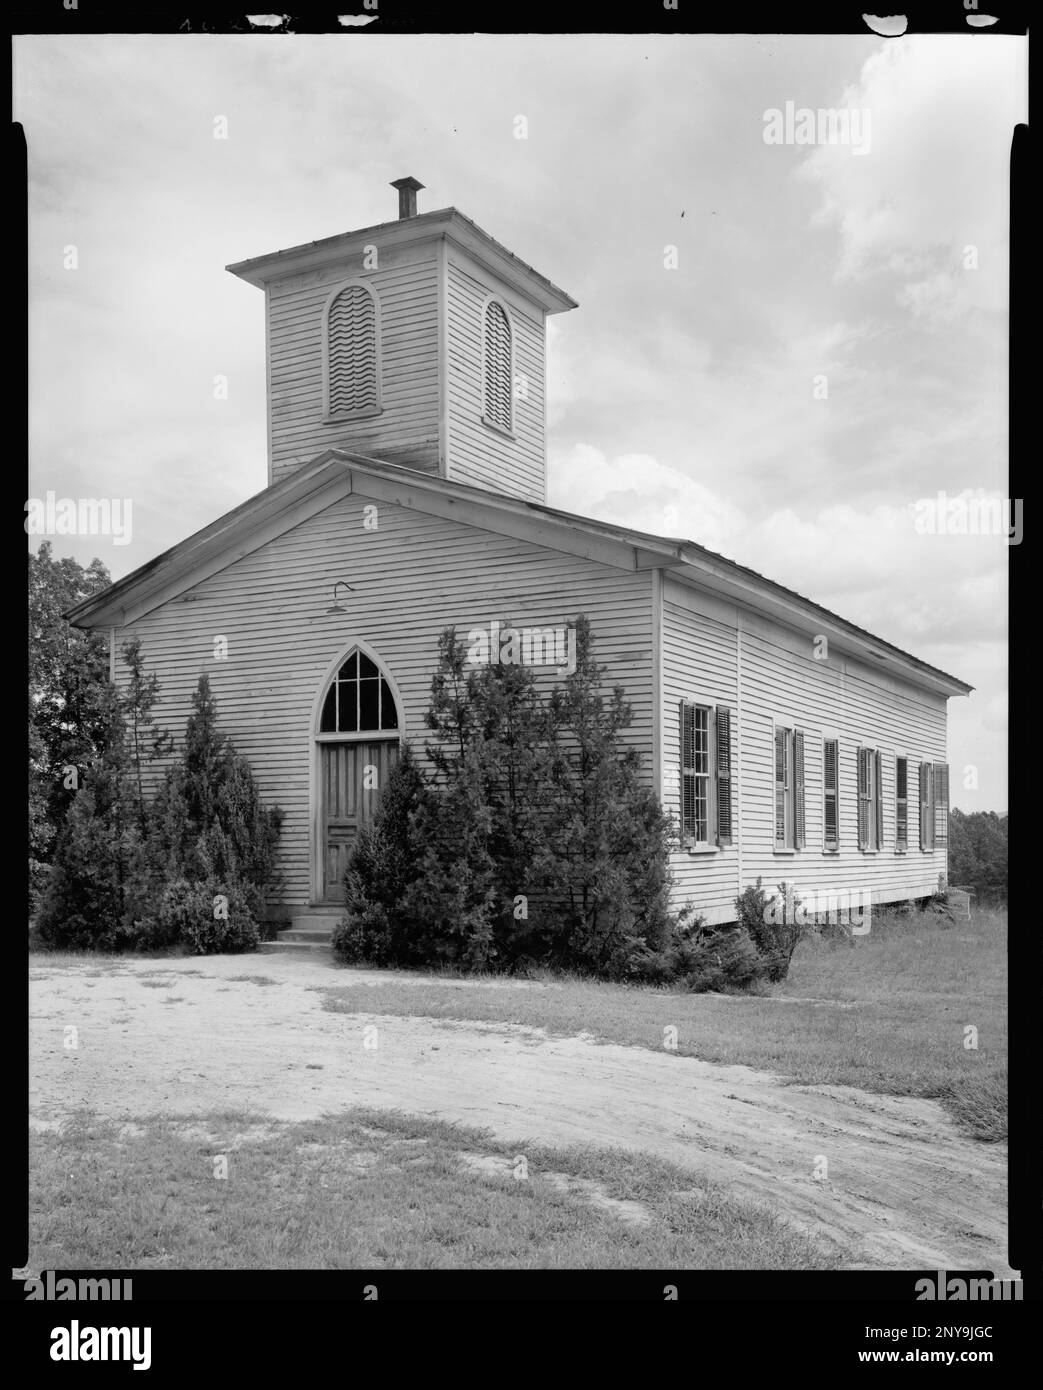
[483,300,512,432]
[327,285,379,417]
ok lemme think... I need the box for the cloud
[798,35,1025,323]
[551,443,1007,671]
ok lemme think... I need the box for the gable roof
[66,451,972,699]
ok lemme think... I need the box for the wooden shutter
[873,750,884,851]
[680,702,696,843]
[483,302,513,431]
[895,756,907,852]
[932,762,949,847]
[919,762,932,851]
[774,727,787,849]
[857,747,870,850]
[793,730,805,850]
[823,738,839,851]
[328,285,379,416]
[715,706,733,847]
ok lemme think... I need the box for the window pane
[694,776,708,843]
[321,651,401,736]
[338,678,359,732]
[358,677,380,730]
[694,707,709,775]
[379,678,399,730]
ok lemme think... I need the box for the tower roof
[227,205,578,315]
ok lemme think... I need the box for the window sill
[773,848,797,856]
[324,406,383,424]
[480,414,515,440]
[823,848,840,855]
[316,732,401,744]
[685,844,719,856]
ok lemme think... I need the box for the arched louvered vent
[483,300,513,433]
[326,284,380,419]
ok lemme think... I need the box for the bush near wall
[336,618,716,985]
[36,664,282,955]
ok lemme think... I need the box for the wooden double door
[319,738,399,901]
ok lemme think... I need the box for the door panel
[320,739,399,901]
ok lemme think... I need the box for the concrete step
[280,928,334,942]
[259,938,332,956]
[290,912,342,932]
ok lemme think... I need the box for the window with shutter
[857,747,870,850]
[680,701,716,846]
[715,706,733,846]
[324,283,380,420]
[858,746,884,850]
[773,725,803,851]
[680,701,695,843]
[823,738,839,851]
[692,706,710,842]
[919,762,933,851]
[932,762,949,847]
[873,749,884,851]
[895,756,908,852]
[482,300,513,433]
[774,727,787,849]
[793,730,806,850]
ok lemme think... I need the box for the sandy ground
[29,953,1011,1274]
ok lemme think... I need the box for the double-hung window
[773,724,805,851]
[679,702,733,849]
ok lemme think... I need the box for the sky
[16,32,1024,812]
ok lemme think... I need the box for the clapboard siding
[661,577,950,924]
[661,597,740,916]
[445,247,547,502]
[267,241,440,482]
[113,492,655,911]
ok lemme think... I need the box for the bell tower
[227,178,577,502]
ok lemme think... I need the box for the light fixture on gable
[326,581,354,615]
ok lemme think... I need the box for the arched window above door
[319,650,399,734]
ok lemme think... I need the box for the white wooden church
[70,177,970,936]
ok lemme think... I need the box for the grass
[321,908,1007,1142]
[27,1108,835,1271]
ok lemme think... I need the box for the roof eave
[67,451,972,699]
[669,547,973,698]
[226,208,577,315]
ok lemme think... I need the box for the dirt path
[29,955,1011,1274]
